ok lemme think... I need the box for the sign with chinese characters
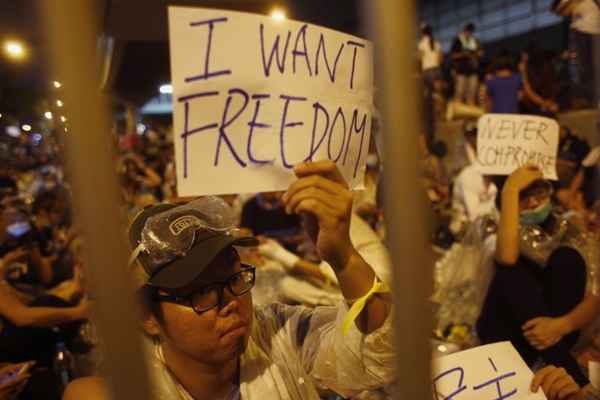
[432,342,547,399]
[169,7,374,195]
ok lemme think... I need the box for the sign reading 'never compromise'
[476,114,559,180]
[168,7,374,196]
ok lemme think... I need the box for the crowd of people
[418,0,599,150]
[421,3,600,399]
[0,131,93,399]
[0,1,598,399]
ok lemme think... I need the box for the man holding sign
[63,7,394,399]
[64,161,395,400]
[476,114,600,388]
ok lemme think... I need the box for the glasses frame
[154,264,256,315]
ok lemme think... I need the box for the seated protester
[477,165,600,387]
[451,166,498,234]
[258,213,393,307]
[557,127,590,184]
[118,153,162,211]
[64,161,395,400]
[420,134,450,210]
[556,127,593,218]
[531,365,599,400]
[240,192,303,250]
[450,123,498,235]
[0,279,89,367]
[31,189,78,287]
[0,208,89,368]
[0,207,54,291]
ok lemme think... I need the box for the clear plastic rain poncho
[142,302,395,399]
[130,199,396,399]
[519,213,599,296]
[433,215,498,340]
[434,212,600,345]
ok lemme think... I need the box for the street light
[56,100,64,107]
[159,84,172,94]
[60,116,67,123]
[22,124,32,132]
[270,8,287,21]
[3,40,27,61]
[53,81,62,89]
[44,111,53,120]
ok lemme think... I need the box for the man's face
[150,249,254,365]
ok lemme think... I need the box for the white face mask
[6,221,31,238]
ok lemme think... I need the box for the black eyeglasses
[154,265,256,314]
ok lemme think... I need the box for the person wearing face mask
[476,165,600,387]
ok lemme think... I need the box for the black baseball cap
[129,202,257,290]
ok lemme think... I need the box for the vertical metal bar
[365,1,433,399]
[39,1,151,399]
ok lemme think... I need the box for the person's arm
[496,165,543,266]
[481,81,492,112]
[28,245,53,287]
[462,186,483,222]
[131,155,162,188]
[521,72,558,112]
[524,295,600,351]
[437,45,444,65]
[283,161,392,334]
[531,365,586,400]
[563,295,600,333]
[0,285,88,327]
[0,248,27,277]
[258,238,329,283]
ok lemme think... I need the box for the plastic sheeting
[143,302,395,399]
[434,216,498,339]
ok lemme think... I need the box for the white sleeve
[262,303,395,397]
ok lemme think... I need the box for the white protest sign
[583,146,600,167]
[590,361,600,390]
[476,114,559,180]
[432,342,547,400]
[168,7,374,196]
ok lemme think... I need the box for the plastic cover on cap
[135,197,238,268]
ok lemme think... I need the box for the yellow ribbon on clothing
[341,277,390,336]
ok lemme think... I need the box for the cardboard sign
[432,342,547,400]
[168,7,374,196]
[476,114,559,180]
[590,361,600,391]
